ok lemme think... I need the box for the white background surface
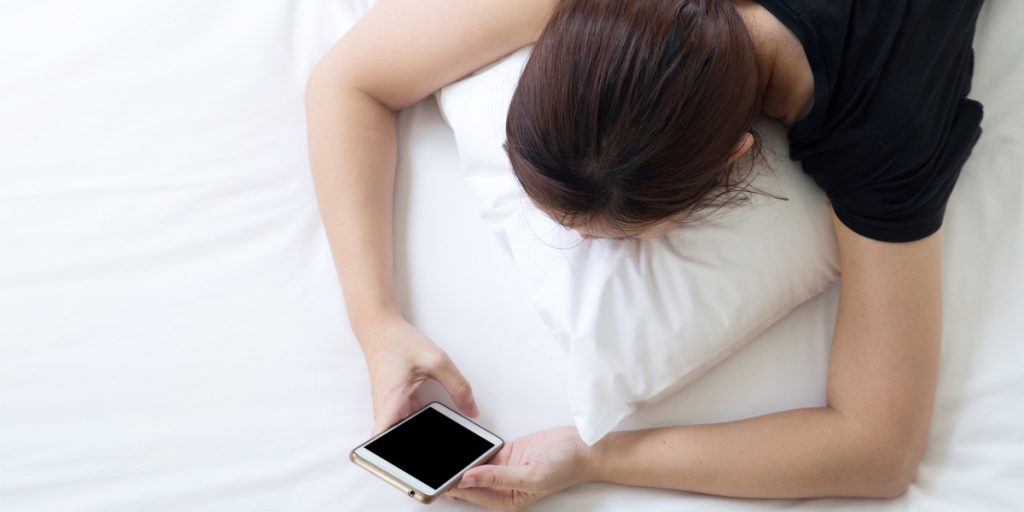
[1,1,1022,511]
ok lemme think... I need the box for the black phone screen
[364,406,496,490]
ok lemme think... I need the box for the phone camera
[408,490,415,497]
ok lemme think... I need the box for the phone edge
[349,401,505,504]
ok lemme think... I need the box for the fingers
[459,464,534,492]
[446,487,515,510]
[370,397,401,435]
[371,396,419,436]
[371,410,400,437]
[427,351,479,417]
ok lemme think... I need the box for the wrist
[581,430,614,484]
[349,304,403,345]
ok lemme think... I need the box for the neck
[732,0,814,126]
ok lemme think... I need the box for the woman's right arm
[304,0,556,433]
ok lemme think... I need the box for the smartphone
[350,401,504,504]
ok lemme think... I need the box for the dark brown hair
[504,0,763,231]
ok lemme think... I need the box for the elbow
[303,64,397,120]
[868,456,916,499]
[304,62,334,112]
[834,403,930,499]
[304,57,358,114]
[858,436,923,499]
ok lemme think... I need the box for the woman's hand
[359,317,479,436]
[444,426,598,511]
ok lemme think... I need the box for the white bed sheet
[1,1,1021,512]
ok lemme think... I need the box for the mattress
[1,1,1021,511]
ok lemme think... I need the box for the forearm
[590,406,910,499]
[305,67,402,346]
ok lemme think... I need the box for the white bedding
[1,1,1021,511]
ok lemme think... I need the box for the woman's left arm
[449,213,941,508]
[590,214,942,499]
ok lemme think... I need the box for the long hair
[503,0,763,231]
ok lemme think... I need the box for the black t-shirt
[754,0,986,242]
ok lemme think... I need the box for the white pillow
[435,47,839,445]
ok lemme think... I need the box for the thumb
[459,464,535,491]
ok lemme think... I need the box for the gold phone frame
[350,402,504,504]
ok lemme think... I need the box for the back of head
[504,0,762,232]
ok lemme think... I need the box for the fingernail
[458,477,475,488]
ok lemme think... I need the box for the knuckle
[522,468,543,490]
[454,379,472,396]
[474,470,492,485]
[422,347,448,369]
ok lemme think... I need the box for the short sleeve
[757,0,987,243]
[822,99,983,242]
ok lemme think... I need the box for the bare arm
[305,0,558,434]
[590,212,942,498]
[304,0,554,343]
[305,67,398,340]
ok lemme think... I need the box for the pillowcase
[435,46,839,445]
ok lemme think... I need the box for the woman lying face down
[306,0,984,507]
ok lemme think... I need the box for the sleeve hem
[830,203,945,243]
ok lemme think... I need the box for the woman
[305,0,985,508]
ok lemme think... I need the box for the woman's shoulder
[316,0,559,111]
[777,0,984,139]
[769,0,987,243]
